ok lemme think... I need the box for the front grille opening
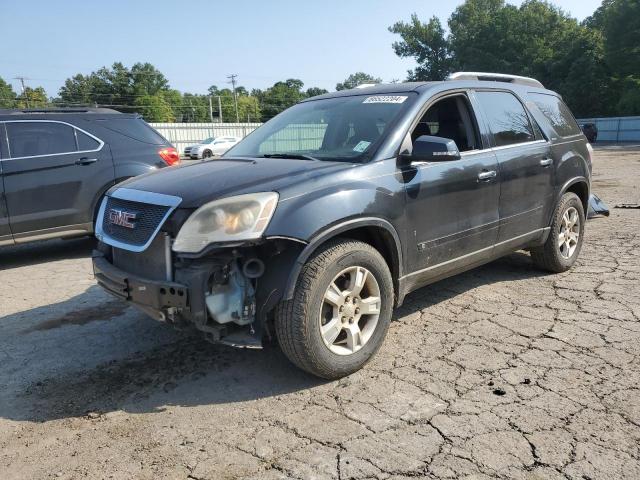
[102,197,170,247]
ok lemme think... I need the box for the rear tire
[275,239,393,379]
[531,192,585,273]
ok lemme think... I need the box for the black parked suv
[0,108,179,246]
[93,73,592,379]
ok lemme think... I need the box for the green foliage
[388,0,629,116]
[336,72,382,91]
[616,77,640,116]
[0,77,17,108]
[253,79,308,121]
[16,87,49,108]
[586,0,640,114]
[134,94,175,122]
[59,62,169,110]
[389,15,454,80]
[306,87,329,98]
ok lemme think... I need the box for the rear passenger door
[0,124,14,245]
[474,90,553,243]
[2,120,114,239]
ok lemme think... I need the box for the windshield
[201,137,215,144]
[226,94,415,162]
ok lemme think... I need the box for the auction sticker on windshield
[363,95,408,104]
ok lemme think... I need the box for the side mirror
[399,135,461,165]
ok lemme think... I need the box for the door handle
[477,170,497,181]
[75,157,98,166]
[540,157,553,167]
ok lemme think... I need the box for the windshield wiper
[261,153,319,161]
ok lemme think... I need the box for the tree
[388,0,614,116]
[134,94,174,122]
[16,86,49,108]
[0,77,17,108]
[586,0,640,115]
[336,72,382,91]
[306,87,329,98]
[389,15,454,80]
[257,79,308,120]
[58,62,170,112]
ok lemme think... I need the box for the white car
[184,137,240,159]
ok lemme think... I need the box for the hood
[113,157,353,208]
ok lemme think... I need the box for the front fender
[278,216,404,301]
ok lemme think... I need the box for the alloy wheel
[319,266,381,355]
[558,206,580,259]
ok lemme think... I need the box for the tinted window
[529,93,581,137]
[7,121,77,158]
[76,129,100,150]
[98,118,167,145]
[476,91,535,147]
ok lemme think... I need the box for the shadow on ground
[0,237,95,270]
[0,251,546,423]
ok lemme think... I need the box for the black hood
[114,157,353,208]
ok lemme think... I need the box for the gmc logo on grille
[108,208,137,229]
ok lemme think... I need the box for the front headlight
[172,192,279,253]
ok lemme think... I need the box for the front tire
[531,192,585,273]
[275,239,394,379]
[203,149,213,158]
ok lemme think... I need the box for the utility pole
[208,96,214,123]
[217,96,223,123]
[227,74,239,123]
[13,76,30,108]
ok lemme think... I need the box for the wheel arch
[559,177,589,214]
[282,217,403,305]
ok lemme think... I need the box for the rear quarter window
[529,93,581,137]
[96,117,168,145]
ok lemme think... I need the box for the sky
[0,0,603,97]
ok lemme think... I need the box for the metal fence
[576,116,640,143]
[149,122,262,154]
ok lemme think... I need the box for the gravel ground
[0,146,639,480]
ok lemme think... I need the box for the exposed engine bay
[93,233,302,349]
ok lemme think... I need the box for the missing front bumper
[93,252,188,312]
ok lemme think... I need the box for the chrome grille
[102,196,170,247]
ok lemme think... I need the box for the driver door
[403,92,500,285]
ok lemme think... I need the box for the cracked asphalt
[0,146,639,480]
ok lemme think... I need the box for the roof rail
[0,107,120,115]
[447,72,544,89]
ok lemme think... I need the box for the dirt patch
[22,301,130,333]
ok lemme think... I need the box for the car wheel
[203,150,212,158]
[531,192,585,273]
[275,238,393,379]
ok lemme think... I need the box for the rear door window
[529,93,581,137]
[7,121,77,158]
[475,91,535,147]
[97,118,168,145]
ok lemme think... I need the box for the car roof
[0,107,140,121]
[302,77,556,102]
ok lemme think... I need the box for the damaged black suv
[94,72,592,379]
